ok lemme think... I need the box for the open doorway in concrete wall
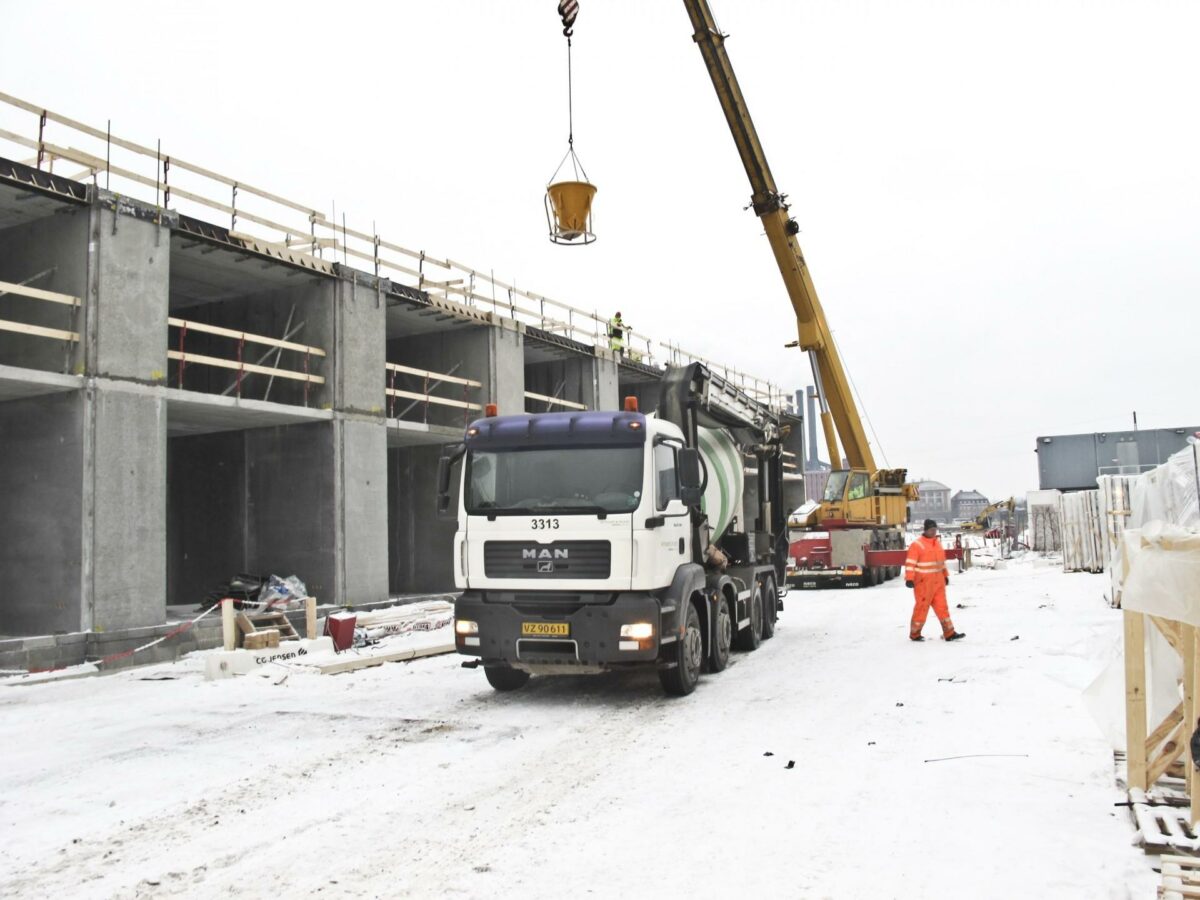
[0,391,85,637]
[617,357,664,416]
[166,420,339,611]
[168,233,334,409]
[0,180,89,378]
[522,329,618,413]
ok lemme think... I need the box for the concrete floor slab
[386,417,462,448]
[164,386,333,436]
[0,364,83,402]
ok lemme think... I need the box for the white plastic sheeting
[1131,442,1200,530]
[1059,489,1104,573]
[1083,618,1182,751]
[1120,525,1200,625]
[1117,442,1200,623]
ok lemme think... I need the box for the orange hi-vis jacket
[905,535,948,583]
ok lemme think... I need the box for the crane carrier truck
[440,363,788,696]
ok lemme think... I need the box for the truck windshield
[822,471,849,502]
[465,446,644,515]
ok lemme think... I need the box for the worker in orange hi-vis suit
[904,519,965,642]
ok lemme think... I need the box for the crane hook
[558,0,578,38]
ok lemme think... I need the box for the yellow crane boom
[682,0,915,546]
[682,0,872,474]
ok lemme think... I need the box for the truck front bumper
[454,590,667,670]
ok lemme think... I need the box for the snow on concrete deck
[0,557,1156,898]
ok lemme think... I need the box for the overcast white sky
[2,0,1197,499]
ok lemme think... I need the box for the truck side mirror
[678,447,703,506]
[437,443,465,518]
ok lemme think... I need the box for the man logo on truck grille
[523,548,569,560]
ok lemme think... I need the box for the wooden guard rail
[169,317,325,402]
[386,362,482,425]
[0,279,81,344]
[0,91,792,412]
[524,391,588,412]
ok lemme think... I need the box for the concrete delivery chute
[439,362,788,697]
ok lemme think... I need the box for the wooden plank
[0,318,79,342]
[168,317,325,357]
[235,612,257,636]
[1127,610,1149,791]
[385,387,481,411]
[1192,626,1200,827]
[523,391,588,411]
[1188,625,1197,805]
[166,350,325,384]
[221,599,236,652]
[305,596,317,641]
[0,279,81,307]
[1149,720,1189,787]
[385,361,481,387]
[314,641,455,675]
[1151,704,1187,757]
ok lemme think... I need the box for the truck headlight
[620,622,654,640]
[455,619,479,635]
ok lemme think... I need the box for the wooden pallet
[1160,855,1200,898]
[1131,789,1200,854]
[235,610,299,647]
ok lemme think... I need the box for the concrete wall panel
[0,392,84,634]
[92,207,169,382]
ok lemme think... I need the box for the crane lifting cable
[545,0,597,245]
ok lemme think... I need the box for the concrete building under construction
[0,95,800,668]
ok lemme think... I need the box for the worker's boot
[940,619,965,641]
[909,623,925,642]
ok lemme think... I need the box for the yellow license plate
[521,622,569,637]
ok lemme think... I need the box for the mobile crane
[684,0,918,587]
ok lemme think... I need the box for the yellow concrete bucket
[546,180,597,245]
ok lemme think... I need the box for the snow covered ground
[0,557,1158,899]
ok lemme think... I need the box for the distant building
[1035,427,1200,491]
[952,489,989,521]
[910,479,951,523]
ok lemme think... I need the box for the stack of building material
[1060,490,1105,573]
[1026,489,1062,552]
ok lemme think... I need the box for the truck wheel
[484,666,530,692]
[735,585,763,652]
[863,566,877,587]
[708,595,733,672]
[660,602,703,696]
[761,580,777,640]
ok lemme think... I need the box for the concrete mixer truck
[438,362,789,696]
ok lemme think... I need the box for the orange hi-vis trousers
[905,536,955,639]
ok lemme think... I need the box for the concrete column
[335,417,389,605]
[83,383,167,631]
[333,272,386,416]
[87,199,169,383]
[592,349,619,411]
